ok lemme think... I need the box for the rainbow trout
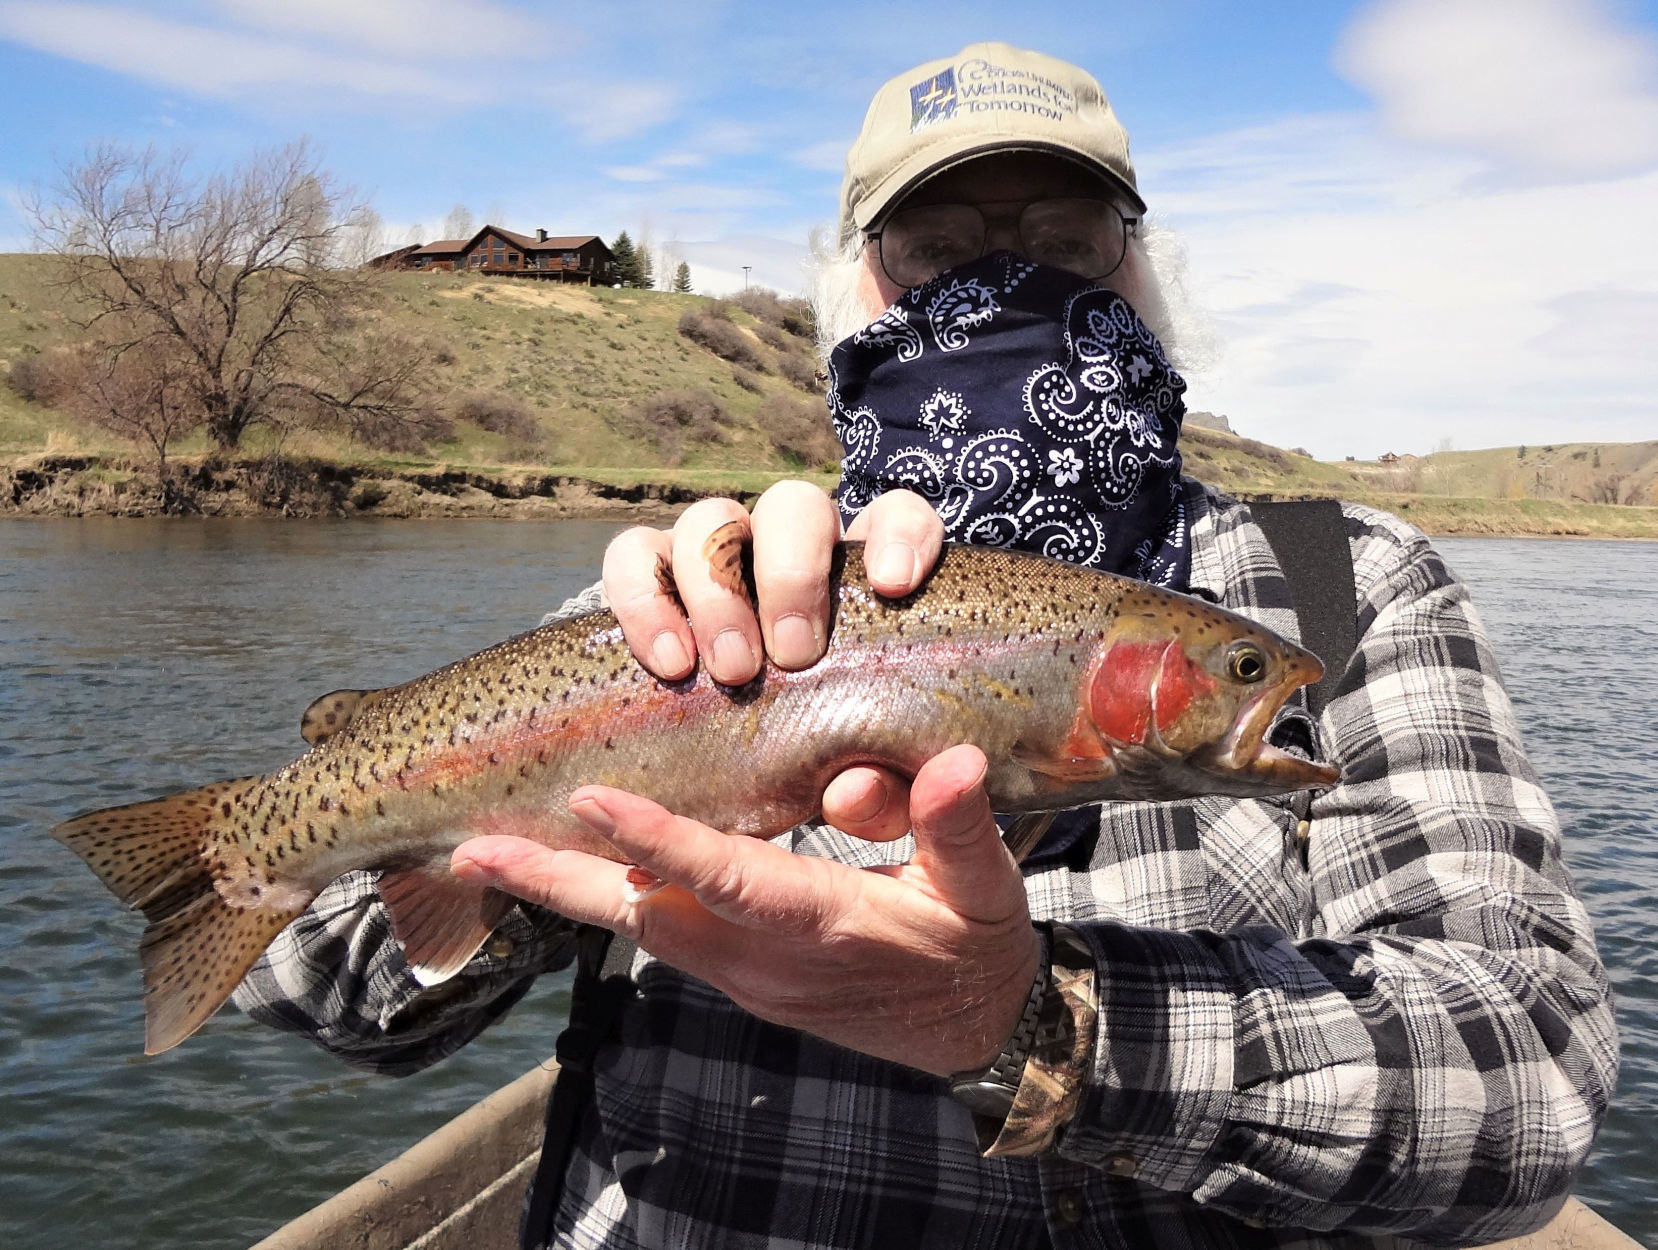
[55,535,1339,1054]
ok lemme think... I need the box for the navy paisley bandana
[828,252,1191,590]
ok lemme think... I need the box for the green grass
[0,256,828,471]
[3,252,1655,536]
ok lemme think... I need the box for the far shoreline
[4,453,1656,541]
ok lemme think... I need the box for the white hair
[808,216,1214,378]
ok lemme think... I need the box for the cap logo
[955,58,1077,122]
[909,68,958,132]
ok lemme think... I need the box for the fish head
[1084,591,1342,798]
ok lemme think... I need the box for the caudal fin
[52,781,308,1054]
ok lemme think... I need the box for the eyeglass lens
[878,198,1129,287]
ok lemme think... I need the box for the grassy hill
[2,252,1654,536]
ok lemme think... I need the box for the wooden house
[398,227,614,284]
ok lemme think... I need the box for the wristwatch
[948,925,1052,1120]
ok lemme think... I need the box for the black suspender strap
[1249,499,1358,721]
[520,926,638,1250]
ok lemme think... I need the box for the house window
[507,252,520,266]
[470,254,484,267]
[563,251,578,265]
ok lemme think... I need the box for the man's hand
[602,481,945,685]
[451,745,1039,1078]
[600,480,945,842]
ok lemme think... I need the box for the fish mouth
[1189,654,1341,796]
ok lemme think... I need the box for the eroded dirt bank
[1,455,744,521]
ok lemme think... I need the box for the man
[237,44,1616,1248]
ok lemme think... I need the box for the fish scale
[54,539,1337,1053]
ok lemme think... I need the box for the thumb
[907,745,1026,919]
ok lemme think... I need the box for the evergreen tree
[638,245,656,290]
[610,231,641,287]
[672,261,693,293]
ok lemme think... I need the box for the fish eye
[1226,641,1267,684]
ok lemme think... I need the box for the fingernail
[771,612,821,669]
[711,627,758,681]
[451,854,499,885]
[843,776,889,824]
[870,541,918,591]
[569,796,615,835]
[650,630,691,676]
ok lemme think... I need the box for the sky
[1,0,1655,459]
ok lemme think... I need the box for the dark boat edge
[247,1062,1639,1250]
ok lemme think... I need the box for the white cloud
[1143,111,1658,458]
[790,137,852,174]
[534,77,679,144]
[1128,1,1658,458]
[675,233,814,298]
[0,2,481,101]
[0,1,676,141]
[604,166,668,183]
[211,0,543,61]
[1336,0,1658,181]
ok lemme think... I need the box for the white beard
[807,220,1214,379]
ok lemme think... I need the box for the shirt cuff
[983,922,1100,1157]
[1054,923,1236,1191]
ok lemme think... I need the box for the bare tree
[32,140,434,453]
[338,204,386,267]
[405,221,426,247]
[66,339,204,508]
[443,203,475,240]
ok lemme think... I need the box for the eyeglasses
[866,197,1138,289]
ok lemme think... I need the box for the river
[0,520,1653,1247]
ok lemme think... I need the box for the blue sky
[2,0,1656,459]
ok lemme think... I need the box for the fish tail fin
[53,780,307,1054]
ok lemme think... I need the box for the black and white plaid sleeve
[1052,504,1617,1244]
[231,872,577,1075]
[231,585,607,1075]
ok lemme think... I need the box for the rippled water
[1,523,1653,1247]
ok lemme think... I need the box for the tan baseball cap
[838,42,1145,245]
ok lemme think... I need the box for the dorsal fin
[700,519,755,605]
[300,688,387,747]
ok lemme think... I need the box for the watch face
[949,1079,1017,1119]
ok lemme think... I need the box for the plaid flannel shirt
[233,481,1617,1249]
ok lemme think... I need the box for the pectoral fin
[377,862,515,986]
[1011,743,1117,785]
[1001,812,1055,862]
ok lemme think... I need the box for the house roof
[489,228,605,252]
[407,228,611,259]
[365,243,422,266]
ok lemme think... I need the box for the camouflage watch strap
[980,922,1099,1158]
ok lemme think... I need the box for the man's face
[858,151,1141,312]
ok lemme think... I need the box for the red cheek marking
[1089,641,1164,745]
[1152,641,1216,735]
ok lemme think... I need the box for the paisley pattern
[828,253,1190,588]
[851,305,923,363]
[926,277,1001,351]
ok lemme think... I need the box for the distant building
[365,244,421,270]
[389,226,615,285]
[1379,452,1400,463]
